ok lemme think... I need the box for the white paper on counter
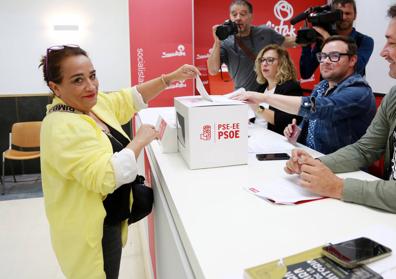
[248,132,295,153]
[244,175,323,204]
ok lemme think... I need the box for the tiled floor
[0,179,148,279]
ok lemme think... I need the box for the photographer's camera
[216,20,238,41]
[290,5,343,45]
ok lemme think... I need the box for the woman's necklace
[88,112,110,133]
[88,112,125,148]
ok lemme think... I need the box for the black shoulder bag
[129,175,154,224]
[102,174,154,225]
[102,127,154,225]
[48,103,154,225]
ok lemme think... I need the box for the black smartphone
[256,153,290,161]
[322,237,392,269]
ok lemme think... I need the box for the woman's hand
[128,124,159,158]
[230,91,265,104]
[137,65,200,103]
[166,64,201,83]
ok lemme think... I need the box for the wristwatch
[256,106,265,113]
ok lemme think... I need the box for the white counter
[136,107,396,279]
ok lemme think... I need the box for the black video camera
[290,5,343,45]
[216,20,238,41]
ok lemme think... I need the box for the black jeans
[102,222,122,279]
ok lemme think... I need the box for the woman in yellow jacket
[39,45,199,279]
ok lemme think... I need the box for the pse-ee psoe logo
[200,123,241,142]
[266,0,296,36]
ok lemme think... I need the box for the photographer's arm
[299,27,328,79]
[282,36,297,48]
[207,25,222,76]
[312,26,330,41]
[300,45,319,79]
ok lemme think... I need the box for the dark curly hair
[39,45,88,86]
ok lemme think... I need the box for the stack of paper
[245,175,324,204]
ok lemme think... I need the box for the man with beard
[207,0,296,91]
[283,4,396,214]
[300,0,374,79]
[231,35,376,155]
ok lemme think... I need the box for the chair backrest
[11,121,42,148]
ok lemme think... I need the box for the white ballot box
[174,95,248,169]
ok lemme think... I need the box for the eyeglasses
[259,57,278,65]
[316,51,351,63]
[45,44,80,80]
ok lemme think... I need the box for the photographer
[207,0,296,91]
[299,0,374,79]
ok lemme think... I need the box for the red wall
[129,0,194,107]
[194,0,325,94]
[130,0,325,107]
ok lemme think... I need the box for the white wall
[355,0,395,93]
[0,0,130,94]
[1,0,394,94]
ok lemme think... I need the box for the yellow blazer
[40,88,137,278]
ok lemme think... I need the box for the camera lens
[215,20,238,41]
[216,25,231,40]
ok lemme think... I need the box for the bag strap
[48,103,83,114]
[235,36,256,62]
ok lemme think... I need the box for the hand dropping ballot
[195,74,246,103]
[174,76,248,169]
[195,73,214,102]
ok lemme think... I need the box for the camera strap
[235,36,256,62]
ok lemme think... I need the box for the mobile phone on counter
[256,153,290,161]
[322,237,392,269]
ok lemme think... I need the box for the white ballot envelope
[196,75,214,102]
[155,111,178,153]
[196,75,251,105]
